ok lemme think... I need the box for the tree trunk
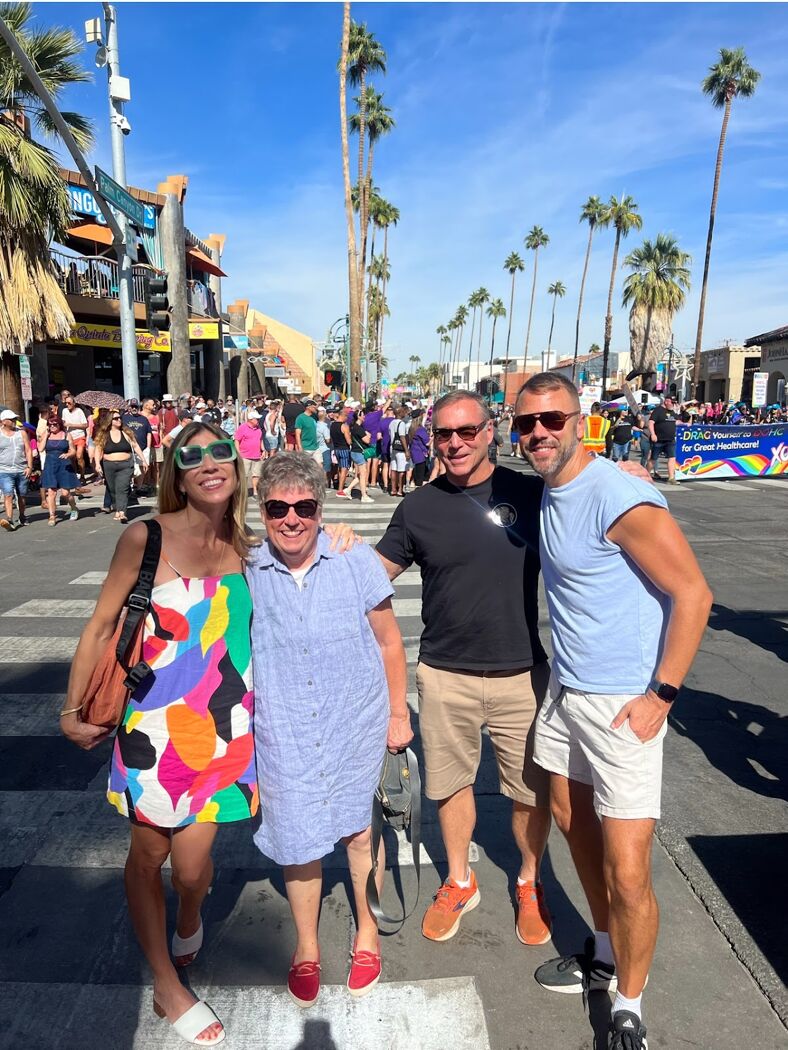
[378,225,389,375]
[546,297,557,371]
[487,317,498,402]
[160,193,191,396]
[476,310,485,394]
[601,228,621,397]
[572,223,594,382]
[629,302,672,382]
[0,353,23,417]
[524,248,539,358]
[467,308,477,391]
[503,271,517,406]
[692,96,732,398]
[339,3,361,399]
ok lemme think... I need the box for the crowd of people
[52,374,718,1050]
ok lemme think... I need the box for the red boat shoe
[347,938,381,998]
[288,956,321,1008]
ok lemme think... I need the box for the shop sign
[752,372,769,408]
[265,366,286,377]
[763,344,788,364]
[189,321,219,340]
[676,422,788,481]
[64,322,171,354]
[223,334,249,351]
[67,183,156,229]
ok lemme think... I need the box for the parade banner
[676,422,788,481]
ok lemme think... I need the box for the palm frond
[34,108,94,150]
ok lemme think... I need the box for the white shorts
[391,451,407,472]
[533,673,666,819]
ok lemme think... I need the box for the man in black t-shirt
[377,390,552,948]
[648,397,678,483]
[283,395,303,450]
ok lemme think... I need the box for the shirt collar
[253,527,336,573]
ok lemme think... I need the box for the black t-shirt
[202,407,222,425]
[650,405,677,442]
[283,402,302,433]
[122,412,151,447]
[612,416,633,443]
[376,466,546,671]
[350,423,368,451]
[330,420,349,449]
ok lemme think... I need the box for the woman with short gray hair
[249,452,412,1007]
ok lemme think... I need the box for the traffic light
[324,369,343,389]
[144,273,170,332]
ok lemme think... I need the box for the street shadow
[687,833,788,985]
[291,1020,340,1050]
[669,689,787,801]
[707,604,788,663]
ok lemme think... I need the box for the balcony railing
[50,249,220,319]
[50,248,151,304]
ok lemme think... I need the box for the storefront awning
[186,247,227,278]
[66,222,115,247]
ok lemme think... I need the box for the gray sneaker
[609,1010,648,1049]
[534,936,617,994]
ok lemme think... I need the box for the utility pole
[98,5,139,402]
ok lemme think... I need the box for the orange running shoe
[515,879,552,945]
[421,871,481,941]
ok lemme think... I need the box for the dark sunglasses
[432,419,488,443]
[513,411,580,435]
[264,499,319,520]
[175,439,237,470]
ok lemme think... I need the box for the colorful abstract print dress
[108,572,258,828]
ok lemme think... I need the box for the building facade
[744,326,787,405]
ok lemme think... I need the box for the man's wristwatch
[648,679,679,703]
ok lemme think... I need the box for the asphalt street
[0,462,785,1050]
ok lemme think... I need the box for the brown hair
[158,421,259,558]
[517,372,581,409]
[94,413,136,450]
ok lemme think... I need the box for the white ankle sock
[613,991,642,1020]
[454,869,471,889]
[593,929,614,966]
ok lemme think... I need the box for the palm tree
[523,226,550,359]
[692,47,760,397]
[0,3,94,411]
[425,361,442,396]
[376,197,398,363]
[451,305,469,388]
[444,320,457,389]
[623,235,691,389]
[339,4,361,396]
[545,281,566,371]
[599,195,642,395]
[486,298,507,403]
[466,290,482,384]
[435,324,447,363]
[472,287,490,392]
[572,195,606,383]
[502,251,525,405]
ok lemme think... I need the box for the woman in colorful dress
[61,421,258,1046]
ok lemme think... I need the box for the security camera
[113,113,132,136]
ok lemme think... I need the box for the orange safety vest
[583,414,611,453]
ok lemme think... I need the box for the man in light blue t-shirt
[514,372,712,1050]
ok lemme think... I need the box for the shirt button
[307,680,313,686]
[312,712,317,718]
[315,742,321,748]
[303,583,308,590]
[320,772,326,778]
[303,648,308,654]
[323,800,328,806]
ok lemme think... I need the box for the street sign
[95,165,144,226]
[265,366,286,378]
[18,355,31,379]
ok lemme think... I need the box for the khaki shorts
[416,661,550,807]
[533,672,667,820]
[242,457,262,480]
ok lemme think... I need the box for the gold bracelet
[59,704,85,717]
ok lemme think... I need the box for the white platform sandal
[172,920,204,966]
[153,999,225,1046]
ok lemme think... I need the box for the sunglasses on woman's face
[175,439,237,470]
[513,410,580,435]
[111,416,121,421]
[263,499,319,520]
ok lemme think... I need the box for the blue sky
[38,2,788,377]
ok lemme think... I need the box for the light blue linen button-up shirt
[248,531,394,865]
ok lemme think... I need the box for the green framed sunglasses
[175,439,237,470]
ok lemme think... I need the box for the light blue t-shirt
[540,456,669,694]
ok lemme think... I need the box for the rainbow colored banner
[676,423,788,481]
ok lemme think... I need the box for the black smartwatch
[648,679,679,703]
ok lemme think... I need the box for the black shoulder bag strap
[365,747,422,927]
[116,519,162,691]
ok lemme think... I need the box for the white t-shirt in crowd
[62,406,88,439]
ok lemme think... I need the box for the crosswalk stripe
[3,596,423,621]
[1,978,492,1049]
[0,636,76,662]
[68,572,108,585]
[67,566,421,589]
